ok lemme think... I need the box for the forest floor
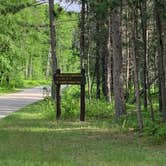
[0,100,166,166]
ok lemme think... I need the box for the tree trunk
[46,47,51,79]
[147,24,155,121]
[86,3,92,100]
[101,25,109,100]
[112,6,126,118]
[28,55,32,79]
[96,17,101,99]
[131,5,143,131]
[140,0,148,109]
[80,0,85,69]
[48,0,57,99]
[155,0,166,121]
[107,10,113,102]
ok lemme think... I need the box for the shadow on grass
[0,101,166,166]
[0,120,165,166]
[0,117,133,166]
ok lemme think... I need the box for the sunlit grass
[23,79,51,88]
[0,79,51,95]
[0,87,20,95]
[0,100,166,166]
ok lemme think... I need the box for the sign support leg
[80,84,85,121]
[56,84,61,120]
[80,68,85,121]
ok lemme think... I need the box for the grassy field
[0,100,166,166]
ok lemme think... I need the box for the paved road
[0,87,45,119]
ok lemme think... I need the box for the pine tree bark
[96,17,101,99]
[86,3,92,99]
[140,0,148,109]
[107,10,113,102]
[155,0,166,121]
[131,5,143,131]
[112,6,126,118]
[80,0,85,69]
[46,47,51,79]
[28,55,32,79]
[101,22,109,100]
[48,0,57,99]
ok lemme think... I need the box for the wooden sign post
[53,69,86,121]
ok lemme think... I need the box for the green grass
[23,79,51,88]
[0,87,20,95]
[0,79,51,95]
[0,100,166,166]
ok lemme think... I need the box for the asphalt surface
[0,87,45,119]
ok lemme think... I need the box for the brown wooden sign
[53,69,86,121]
[54,73,84,85]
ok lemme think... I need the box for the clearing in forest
[0,100,166,166]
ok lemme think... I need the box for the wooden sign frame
[53,68,86,121]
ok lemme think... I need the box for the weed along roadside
[54,68,86,121]
[0,89,166,166]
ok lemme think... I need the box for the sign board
[53,69,86,121]
[54,73,85,85]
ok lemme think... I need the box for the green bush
[61,86,80,119]
[37,98,56,120]
[86,100,114,119]
[39,86,166,144]
[23,79,51,88]
[60,86,114,120]
[154,124,166,143]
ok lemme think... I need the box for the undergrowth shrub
[60,86,114,119]
[86,100,114,119]
[40,86,166,143]
[61,86,80,119]
[37,98,55,120]
[152,124,166,144]
[23,79,50,87]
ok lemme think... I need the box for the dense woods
[76,0,166,131]
[0,0,166,132]
[0,0,79,88]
